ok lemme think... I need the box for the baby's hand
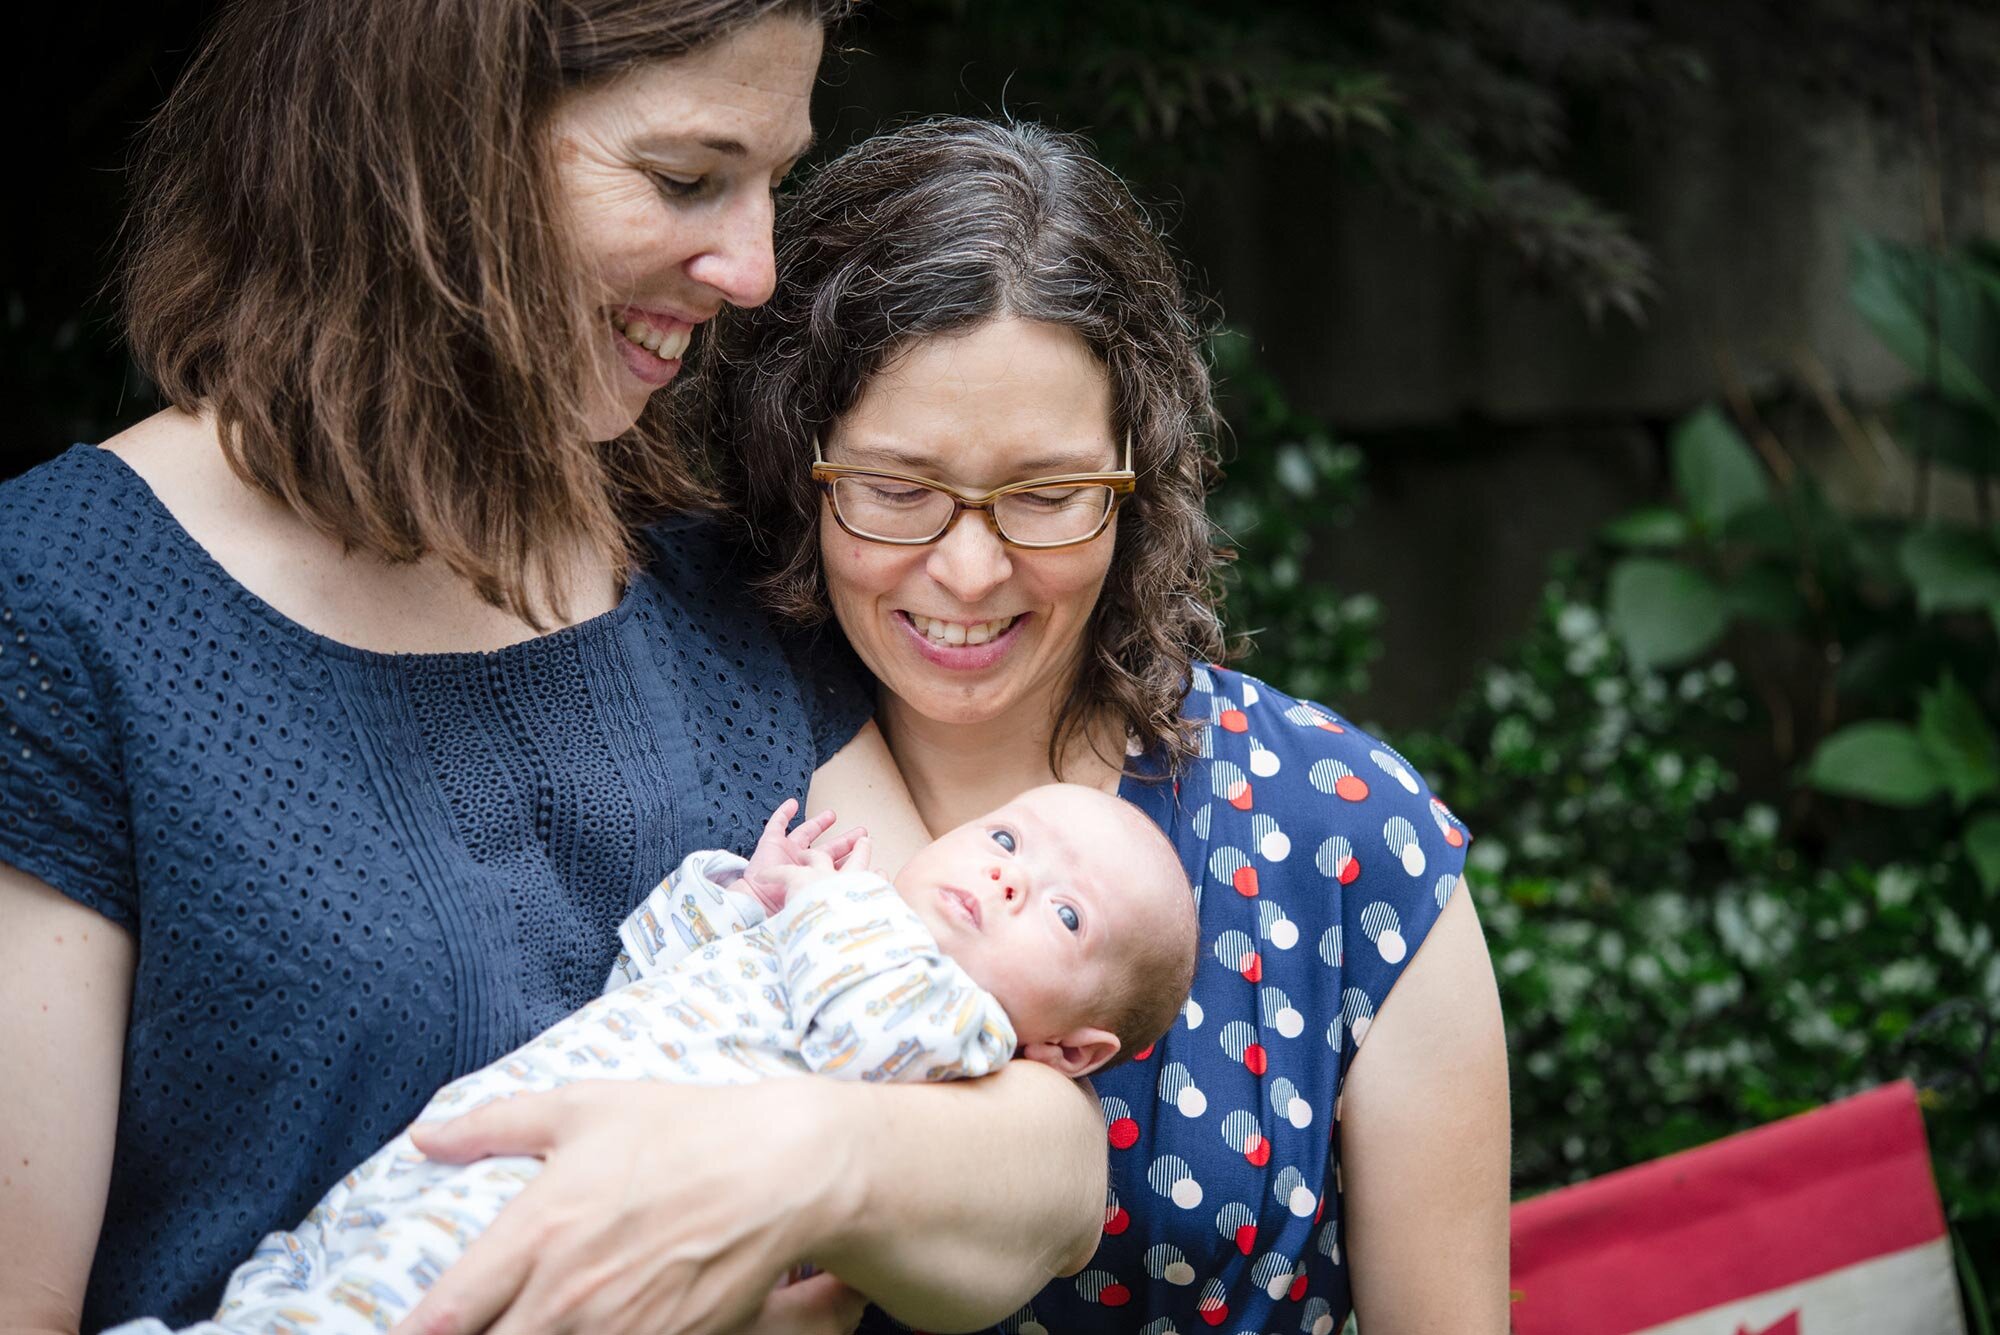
[757,834,874,901]
[742,800,870,914]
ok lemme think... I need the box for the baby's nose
[989,867,1021,903]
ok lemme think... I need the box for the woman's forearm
[806,1062,1106,1332]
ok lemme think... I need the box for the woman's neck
[877,691,1124,837]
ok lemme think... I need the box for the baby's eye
[989,828,1017,853]
[1055,903,1080,933]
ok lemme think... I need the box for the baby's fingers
[758,799,802,848]
[820,825,867,869]
[786,808,839,852]
[838,834,872,874]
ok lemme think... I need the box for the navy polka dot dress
[885,664,1472,1335]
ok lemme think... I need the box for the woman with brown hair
[0,9,1107,1335]
[707,117,1513,1332]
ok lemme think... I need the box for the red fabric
[1510,1081,1947,1335]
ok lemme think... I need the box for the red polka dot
[1227,782,1254,811]
[1337,858,1362,885]
[1314,1197,1326,1224]
[1241,952,1263,983]
[1232,866,1259,897]
[1234,1224,1257,1255]
[1244,1135,1271,1167]
[1445,826,1465,848]
[1200,1301,1230,1326]
[1105,1207,1130,1235]
[1289,1274,1309,1302]
[1244,1044,1268,1075]
[1317,719,1344,733]
[1108,1118,1140,1149]
[1220,709,1248,733]
[1100,1284,1131,1307]
[1133,1042,1155,1062]
[1334,775,1369,802]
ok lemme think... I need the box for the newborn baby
[115,782,1197,1335]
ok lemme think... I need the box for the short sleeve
[0,573,134,924]
[1317,732,1472,1081]
[780,624,875,767]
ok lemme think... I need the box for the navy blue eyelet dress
[0,445,868,1330]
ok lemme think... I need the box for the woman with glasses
[703,117,1513,1333]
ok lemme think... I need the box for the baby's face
[892,785,1165,1049]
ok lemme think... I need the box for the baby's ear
[1022,1027,1120,1079]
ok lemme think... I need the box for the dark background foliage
[9,0,1998,1323]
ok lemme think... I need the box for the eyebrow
[637,129,817,163]
[834,442,1121,477]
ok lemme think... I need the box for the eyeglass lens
[830,476,1115,544]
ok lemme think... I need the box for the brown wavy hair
[703,117,1228,774]
[121,0,841,625]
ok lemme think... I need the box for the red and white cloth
[1510,1081,1965,1335]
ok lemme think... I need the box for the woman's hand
[390,1079,860,1335]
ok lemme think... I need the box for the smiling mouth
[939,886,983,929]
[614,314,692,362]
[903,612,1022,647]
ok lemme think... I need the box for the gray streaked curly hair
[700,116,1227,775]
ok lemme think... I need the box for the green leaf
[1918,677,2000,807]
[1806,722,1944,807]
[1606,558,1730,670]
[1898,525,2000,614]
[1725,565,1803,627]
[1893,389,2000,477]
[1671,406,1770,530]
[1600,507,1690,549]
[1850,234,2000,415]
[1966,812,2000,895]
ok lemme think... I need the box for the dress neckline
[73,443,647,667]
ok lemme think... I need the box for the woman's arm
[1339,887,1511,1334]
[809,1060,1106,1318]
[0,865,134,1335]
[390,1061,1104,1335]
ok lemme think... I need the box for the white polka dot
[1242,680,1260,705]
[1269,918,1299,951]
[1021,1323,1048,1335]
[1313,1317,1335,1335]
[1275,1007,1304,1039]
[1376,929,1407,964]
[1349,1014,1372,1046]
[1184,998,1204,1030]
[1172,1177,1204,1209]
[1164,1261,1196,1286]
[1401,843,1427,877]
[1288,1098,1313,1130]
[1266,1275,1289,1300]
[1249,747,1281,778]
[1289,1185,1317,1216]
[1177,1087,1208,1118]
[1260,830,1291,861]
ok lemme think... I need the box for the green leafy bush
[1221,233,2000,1317]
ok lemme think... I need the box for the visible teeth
[910,613,1017,645]
[617,318,691,362]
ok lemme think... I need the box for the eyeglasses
[811,437,1136,549]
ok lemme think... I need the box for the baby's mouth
[903,612,1021,647]
[939,886,983,929]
